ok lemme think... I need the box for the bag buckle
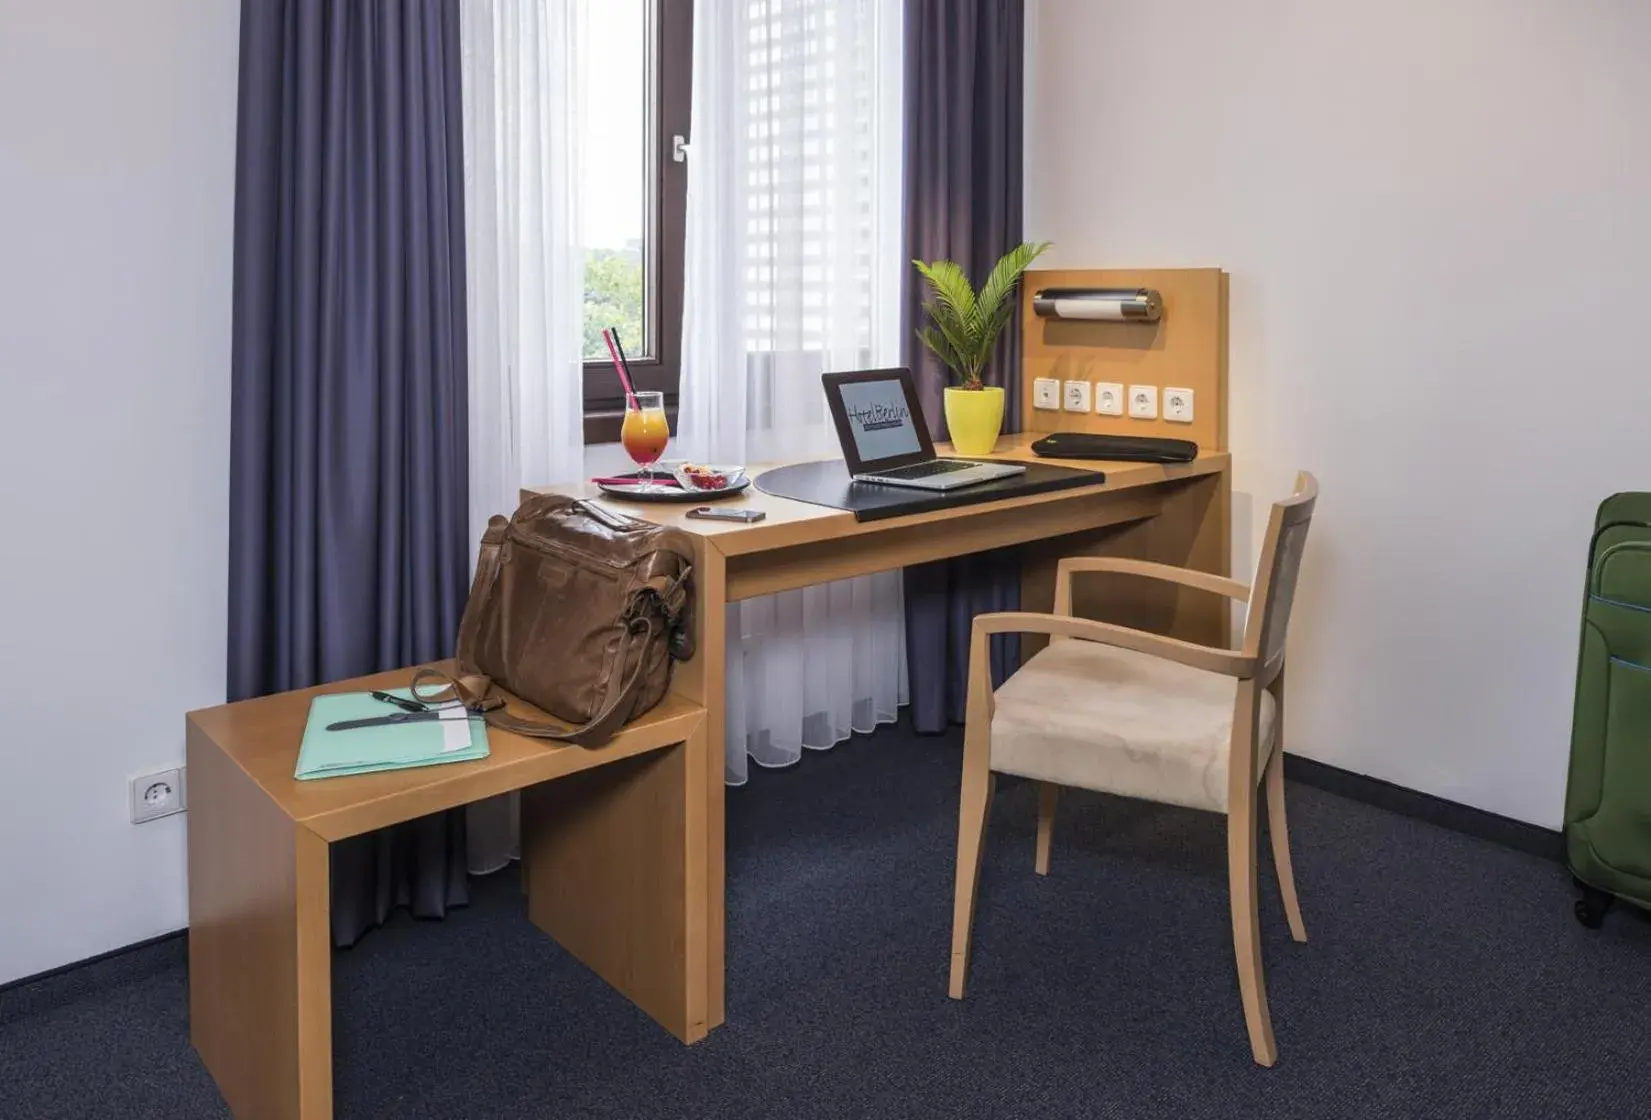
[624,588,659,622]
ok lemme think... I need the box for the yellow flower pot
[943,386,1006,457]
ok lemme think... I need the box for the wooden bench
[186,661,709,1120]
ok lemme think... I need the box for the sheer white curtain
[460,0,583,871]
[679,0,908,785]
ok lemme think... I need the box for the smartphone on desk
[686,506,766,523]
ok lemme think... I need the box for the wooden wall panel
[1020,267,1228,451]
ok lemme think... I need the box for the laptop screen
[821,368,938,474]
[838,377,923,462]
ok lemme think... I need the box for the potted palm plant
[913,240,1050,456]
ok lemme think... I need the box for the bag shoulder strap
[412,619,656,749]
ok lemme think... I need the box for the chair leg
[1034,782,1059,876]
[949,770,996,1000]
[1228,795,1278,1067]
[1265,747,1307,943]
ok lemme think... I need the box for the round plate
[596,475,752,503]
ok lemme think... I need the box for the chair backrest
[1240,471,1318,680]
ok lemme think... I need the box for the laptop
[822,368,1027,491]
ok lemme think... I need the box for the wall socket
[1032,377,1060,410]
[1164,387,1195,423]
[1094,382,1124,416]
[131,766,187,824]
[1062,380,1092,412]
[1128,385,1159,420]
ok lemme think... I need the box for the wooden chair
[947,472,1318,1067]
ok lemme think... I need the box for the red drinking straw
[602,328,638,409]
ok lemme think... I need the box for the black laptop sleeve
[1029,432,1199,463]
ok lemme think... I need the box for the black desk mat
[754,460,1108,522]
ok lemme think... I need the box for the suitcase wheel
[1573,878,1614,930]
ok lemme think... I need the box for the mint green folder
[294,688,490,781]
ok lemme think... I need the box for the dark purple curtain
[228,0,471,946]
[902,0,1026,732]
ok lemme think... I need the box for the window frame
[583,0,693,444]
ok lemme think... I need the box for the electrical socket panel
[1062,380,1092,412]
[1164,387,1195,423]
[1128,385,1159,420]
[131,766,186,824]
[1032,378,1060,410]
[1094,382,1124,417]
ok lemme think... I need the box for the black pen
[370,690,427,713]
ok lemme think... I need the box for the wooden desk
[186,663,709,1119]
[531,434,1232,1033]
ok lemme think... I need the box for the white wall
[0,1,240,983]
[1027,0,1651,827]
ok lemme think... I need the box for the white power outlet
[131,766,186,824]
[1164,387,1195,423]
[1032,378,1060,410]
[1094,382,1125,417]
[1063,380,1091,412]
[1128,385,1159,420]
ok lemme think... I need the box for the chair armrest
[1056,557,1250,603]
[972,611,1256,678]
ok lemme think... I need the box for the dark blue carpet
[4,720,1650,1119]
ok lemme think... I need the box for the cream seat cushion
[990,637,1276,814]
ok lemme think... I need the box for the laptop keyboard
[874,459,975,480]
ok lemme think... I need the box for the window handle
[671,134,689,163]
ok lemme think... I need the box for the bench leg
[520,725,709,1043]
[189,731,333,1118]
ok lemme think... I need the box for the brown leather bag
[416,494,695,747]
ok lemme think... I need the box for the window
[580,0,693,442]
[737,0,896,409]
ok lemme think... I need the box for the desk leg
[667,540,727,1029]
[520,725,710,1043]
[188,731,333,1119]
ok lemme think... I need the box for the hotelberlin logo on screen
[846,400,911,432]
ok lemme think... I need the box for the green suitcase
[1565,492,1651,927]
